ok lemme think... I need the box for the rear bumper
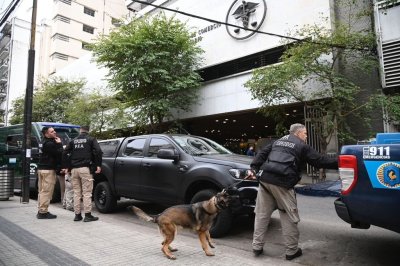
[334,198,370,229]
[334,198,352,224]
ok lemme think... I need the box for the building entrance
[181,105,305,154]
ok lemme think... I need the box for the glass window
[82,42,90,50]
[84,7,95,17]
[59,0,72,5]
[148,138,173,157]
[123,138,146,157]
[111,17,121,27]
[83,24,94,34]
[54,15,70,23]
[99,140,120,157]
[172,135,232,156]
[5,135,38,154]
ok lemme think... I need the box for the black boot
[286,248,302,260]
[37,212,57,219]
[74,213,83,221]
[83,212,99,222]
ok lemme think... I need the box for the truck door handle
[117,161,124,165]
[178,165,188,172]
[143,163,151,168]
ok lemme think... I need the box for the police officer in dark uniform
[37,127,64,219]
[63,125,102,222]
[246,123,338,260]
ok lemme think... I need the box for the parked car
[94,134,258,237]
[335,133,400,233]
[0,122,80,201]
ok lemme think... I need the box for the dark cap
[80,125,90,132]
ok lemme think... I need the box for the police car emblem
[376,162,400,188]
[225,0,267,40]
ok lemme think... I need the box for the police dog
[129,190,231,260]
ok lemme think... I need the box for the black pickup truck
[94,134,258,237]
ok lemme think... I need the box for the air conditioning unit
[374,0,400,91]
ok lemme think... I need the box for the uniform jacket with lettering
[250,134,338,189]
[63,132,102,169]
[38,137,64,170]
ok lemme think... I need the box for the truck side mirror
[157,148,179,161]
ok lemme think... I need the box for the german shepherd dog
[128,190,231,260]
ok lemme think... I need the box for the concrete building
[1,0,399,155]
[123,0,398,152]
[0,0,128,124]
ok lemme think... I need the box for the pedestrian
[37,126,64,219]
[246,145,255,156]
[246,123,338,260]
[63,125,102,222]
[57,171,66,209]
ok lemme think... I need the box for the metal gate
[304,106,326,183]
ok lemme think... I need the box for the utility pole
[21,0,37,203]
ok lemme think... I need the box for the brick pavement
[0,197,299,266]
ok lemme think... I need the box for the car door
[138,136,183,204]
[113,137,147,198]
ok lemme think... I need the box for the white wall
[141,0,331,67]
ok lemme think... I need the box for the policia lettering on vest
[245,123,338,260]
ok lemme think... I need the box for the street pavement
[0,171,339,266]
[0,197,300,266]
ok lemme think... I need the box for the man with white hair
[246,123,338,260]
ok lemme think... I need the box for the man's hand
[245,170,257,180]
[95,166,101,174]
[54,137,61,144]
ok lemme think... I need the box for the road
[89,194,400,266]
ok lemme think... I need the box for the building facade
[1,0,399,155]
[0,0,128,124]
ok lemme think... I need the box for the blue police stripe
[364,161,400,190]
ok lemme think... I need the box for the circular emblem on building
[376,162,400,188]
[225,0,267,40]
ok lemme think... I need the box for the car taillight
[338,155,358,195]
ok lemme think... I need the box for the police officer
[63,125,102,222]
[37,127,64,219]
[246,123,338,260]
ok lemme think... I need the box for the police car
[334,133,400,233]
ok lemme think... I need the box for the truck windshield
[171,135,232,156]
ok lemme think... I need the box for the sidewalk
[0,197,299,266]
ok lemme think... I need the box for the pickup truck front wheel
[190,189,233,238]
[94,181,117,213]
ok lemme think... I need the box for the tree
[245,0,381,147]
[66,90,132,134]
[91,13,203,132]
[10,78,128,134]
[9,77,85,124]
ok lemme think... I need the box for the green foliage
[9,97,25,124]
[91,13,203,132]
[66,91,132,134]
[245,1,379,146]
[9,78,126,135]
[10,77,85,124]
[371,93,400,124]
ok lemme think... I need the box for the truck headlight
[229,168,251,179]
